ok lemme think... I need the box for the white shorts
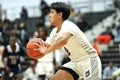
[36,62,54,78]
[61,55,102,80]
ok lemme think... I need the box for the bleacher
[84,10,116,31]
[101,41,120,69]
[85,10,120,71]
[15,17,44,38]
[14,10,116,38]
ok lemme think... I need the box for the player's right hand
[33,40,47,55]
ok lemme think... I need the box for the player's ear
[58,12,62,18]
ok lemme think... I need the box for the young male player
[34,2,102,80]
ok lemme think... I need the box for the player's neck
[56,20,64,32]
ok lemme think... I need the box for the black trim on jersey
[59,67,79,80]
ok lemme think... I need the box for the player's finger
[33,48,39,50]
[37,40,45,46]
[41,40,46,46]
[38,39,43,45]
[34,42,40,47]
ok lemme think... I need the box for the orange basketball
[26,38,45,59]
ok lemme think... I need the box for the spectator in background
[114,20,120,41]
[0,44,5,78]
[68,7,77,23]
[76,13,89,32]
[35,18,45,28]
[112,68,120,80]
[18,22,29,46]
[3,17,10,25]
[36,27,48,41]
[111,13,118,29]
[91,39,102,57]
[0,19,3,44]
[40,0,49,18]
[103,61,118,80]
[11,22,18,31]
[96,26,114,45]
[44,12,50,27]
[20,6,28,19]
[2,19,12,46]
[35,27,55,80]
[2,36,26,80]
[38,0,50,28]
[23,60,39,80]
[9,30,19,42]
[33,30,39,38]
[18,22,27,31]
[115,20,120,34]
[114,29,120,41]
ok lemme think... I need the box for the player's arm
[44,32,72,54]
[35,32,72,55]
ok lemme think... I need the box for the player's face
[9,38,16,46]
[49,9,60,26]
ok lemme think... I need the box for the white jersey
[38,37,54,62]
[48,20,97,61]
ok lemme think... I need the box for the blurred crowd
[0,17,70,80]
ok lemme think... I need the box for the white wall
[0,0,41,21]
[0,0,114,21]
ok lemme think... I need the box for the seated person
[91,39,102,57]
[112,68,120,80]
[103,61,118,80]
[96,27,114,44]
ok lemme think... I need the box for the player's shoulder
[62,20,77,27]
[63,20,74,25]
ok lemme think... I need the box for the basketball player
[36,27,65,80]
[34,2,102,80]
[35,27,55,80]
[2,36,26,80]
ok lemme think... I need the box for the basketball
[26,38,45,59]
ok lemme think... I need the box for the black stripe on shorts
[59,67,79,80]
